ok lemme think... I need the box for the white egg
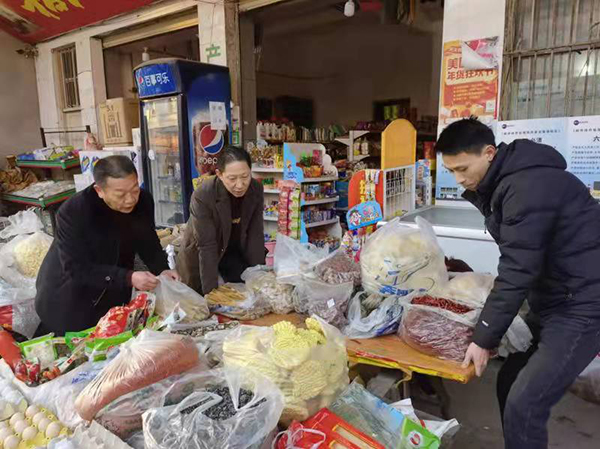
[12,420,28,435]
[25,405,40,419]
[4,434,20,449]
[45,422,61,439]
[8,413,24,427]
[0,427,13,440]
[22,426,37,441]
[32,412,46,427]
[37,417,51,433]
[0,421,8,429]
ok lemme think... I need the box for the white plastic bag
[154,275,210,322]
[292,278,353,328]
[242,266,294,315]
[390,398,460,441]
[434,272,496,308]
[142,368,284,449]
[344,291,406,339]
[273,234,328,285]
[208,283,271,320]
[361,217,448,296]
[571,353,600,404]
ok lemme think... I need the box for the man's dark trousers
[496,314,600,448]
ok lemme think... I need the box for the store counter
[395,205,500,274]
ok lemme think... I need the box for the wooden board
[244,313,476,384]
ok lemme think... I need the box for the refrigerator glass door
[143,96,184,227]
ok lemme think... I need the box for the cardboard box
[99,98,140,146]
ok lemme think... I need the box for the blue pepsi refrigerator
[134,58,232,227]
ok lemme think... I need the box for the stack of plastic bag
[222,316,348,426]
[142,368,284,449]
[0,210,50,338]
[360,217,448,296]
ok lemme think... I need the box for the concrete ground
[411,360,600,448]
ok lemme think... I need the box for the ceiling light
[344,0,355,17]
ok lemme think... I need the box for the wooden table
[246,313,476,384]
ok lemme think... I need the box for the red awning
[0,0,157,44]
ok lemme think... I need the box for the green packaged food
[19,334,57,370]
[85,331,134,362]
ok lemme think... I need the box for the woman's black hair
[216,145,252,172]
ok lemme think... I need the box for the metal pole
[546,51,555,116]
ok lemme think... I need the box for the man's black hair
[93,155,137,187]
[435,117,496,156]
[216,146,252,172]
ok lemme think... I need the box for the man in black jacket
[35,156,179,336]
[436,118,600,449]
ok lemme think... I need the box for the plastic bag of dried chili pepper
[398,295,480,362]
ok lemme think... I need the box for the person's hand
[132,271,159,291]
[462,342,491,377]
[160,269,181,282]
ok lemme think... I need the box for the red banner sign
[0,0,156,44]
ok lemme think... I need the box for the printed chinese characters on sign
[22,0,84,20]
[139,72,171,88]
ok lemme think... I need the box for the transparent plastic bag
[570,354,600,404]
[314,250,361,286]
[433,272,495,308]
[0,210,43,240]
[75,330,200,421]
[292,278,353,328]
[273,234,328,285]
[329,380,407,448]
[142,368,284,449]
[242,266,294,315]
[208,283,271,320]
[96,366,209,440]
[361,217,448,296]
[154,275,210,322]
[343,291,407,339]
[399,300,479,362]
[222,316,349,426]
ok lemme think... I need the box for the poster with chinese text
[439,38,500,126]
[497,118,568,161]
[568,116,600,199]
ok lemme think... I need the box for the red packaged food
[0,328,23,369]
[276,409,384,449]
[399,296,475,362]
[92,292,156,339]
[14,358,41,385]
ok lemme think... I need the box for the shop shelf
[264,188,280,194]
[252,167,283,173]
[264,215,278,221]
[1,189,75,208]
[301,176,338,183]
[305,217,339,228]
[301,196,339,207]
[16,157,80,170]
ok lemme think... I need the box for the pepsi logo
[137,76,144,86]
[199,125,225,155]
[407,431,422,447]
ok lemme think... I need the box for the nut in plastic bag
[142,368,284,449]
[242,266,294,315]
[154,275,210,322]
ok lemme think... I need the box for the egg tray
[70,421,134,449]
[0,407,69,449]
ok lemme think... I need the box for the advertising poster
[439,37,500,126]
[568,116,600,199]
[497,118,568,161]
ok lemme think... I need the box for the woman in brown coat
[177,146,265,295]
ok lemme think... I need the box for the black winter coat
[463,139,600,349]
[35,186,169,335]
